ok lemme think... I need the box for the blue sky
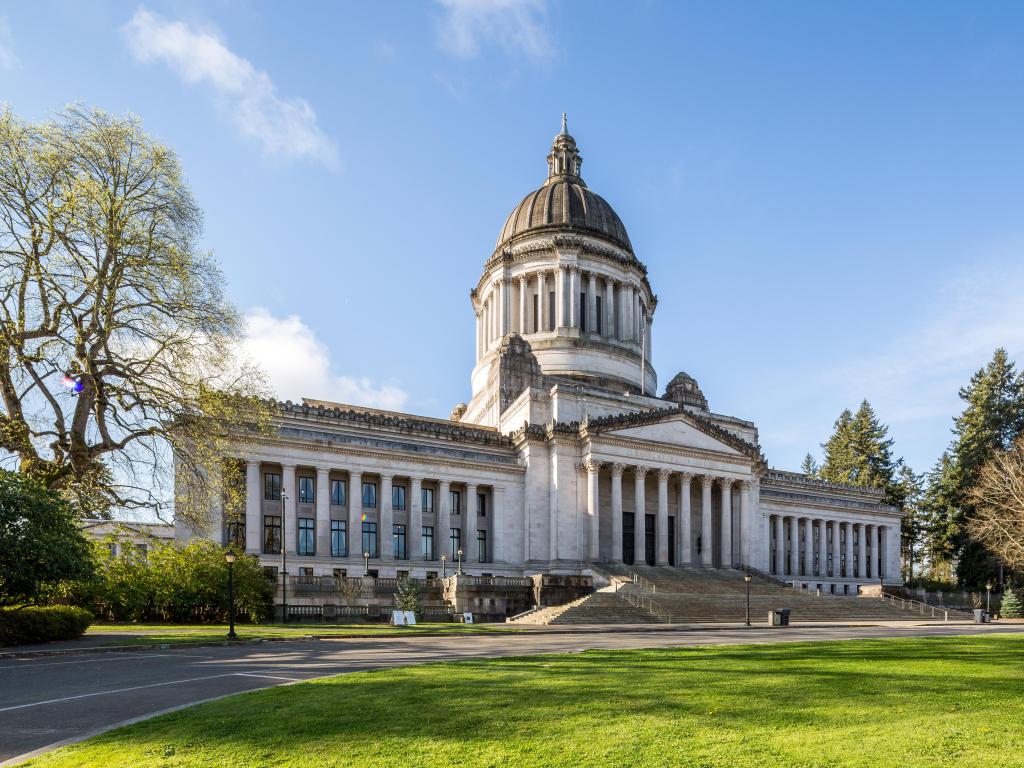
[3,1,1024,477]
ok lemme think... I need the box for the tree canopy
[819,400,904,507]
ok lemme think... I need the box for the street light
[363,551,370,576]
[225,549,238,639]
[441,554,447,578]
[457,548,464,576]
[280,489,289,625]
[744,573,753,627]
[986,582,993,614]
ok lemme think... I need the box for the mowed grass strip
[22,634,1024,768]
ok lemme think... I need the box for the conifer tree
[999,588,1023,619]
[820,401,903,505]
[800,453,818,477]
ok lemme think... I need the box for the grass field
[22,634,1024,767]
[86,622,519,645]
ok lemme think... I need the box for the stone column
[245,460,261,554]
[554,267,565,329]
[586,461,600,561]
[348,470,362,561]
[864,524,874,578]
[491,292,499,341]
[633,289,641,341]
[739,480,751,568]
[491,486,504,563]
[701,475,714,566]
[788,516,799,578]
[802,517,812,577]
[831,520,841,578]
[538,272,548,332]
[634,467,648,565]
[496,280,507,337]
[587,272,598,334]
[610,464,624,563]
[885,525,899,582]
[656,469,670,566]
[380,474,393,559]
[719,478,733,568]
[622,283,633,341]
[465,483,478,563]
[568,266,579,328]
[409,478,422,563]
[315,467,330,558]
[680,473,693,565]
[843,522,854,579]
[282,463,297,555]
[817,519,827,577]
[438,480,451,557]
[605,278,615,339]
[773,515,784,574]
[518,276,528,334]
[856,523,866,579]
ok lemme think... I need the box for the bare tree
[0,105,271,528]
[969,436,1024,570]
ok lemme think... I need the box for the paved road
[2,623,1022,765]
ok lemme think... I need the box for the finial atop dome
[547,115,583,182]
[560,112,568,135]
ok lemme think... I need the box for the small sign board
[404,610,417,626]
[463,612,474,624]
[391,610,406,626]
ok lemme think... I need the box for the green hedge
[0,605,94,646]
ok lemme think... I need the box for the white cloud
[436,0,553,60]
[122,8,338,168]
[0,17,16,70]
[243,308,409,412]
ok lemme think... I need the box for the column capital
[567,263,580,273]
[717,477,733,490]
[678,471,693,484]
[740,479,752,491]
[583,459,601,474]
[518,274,528,284]
[610,463,625,477]
[657,467,672,480]
[316,466,330,477]
[633,465,649,478]
[378,473,393,482]
[700,474,714,489]
[281,462,297,471]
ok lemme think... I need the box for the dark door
[623,513,635,565]
[645,514,656,566]
[668,516,676,566]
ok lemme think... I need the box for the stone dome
[663,372,709,411]
[494,115,633,255]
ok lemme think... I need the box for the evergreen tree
[1000,589,1023,619]
[820,409,856,484]
[394,576,421,619]
[800,453,819,477]
[820,401,903,505]
[896,465,925,582]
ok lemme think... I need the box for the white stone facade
[179,119,904,592]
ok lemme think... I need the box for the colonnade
[476,268,651,358]
[766,515,894,581]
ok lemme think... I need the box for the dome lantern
[546,112,583,181]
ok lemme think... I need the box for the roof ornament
[560,112,568,135]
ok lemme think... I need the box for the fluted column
[587,272,598,334]
[801,517,812,577]
[788,516,799,577]
[656,469,670,565]
[844,521,854,579]
[438,480,451,557]
[856,523,866,579]
[465,483,478,563]
[495,280,506,337]
[719,478,733,568]
[517,276,528,334]
[245,460,261,554]
[282,463,297,555]
[633,289,641,341]
[491,486,503,563]
[634,467,648,565]
[538,271,548,332]
[831,520,841,578]
[864,524,874,578]
[409,478,422,562]
[739,480,751,567]
[568,266,579,328]
[555,267,566,329]
[348,470,362,561]
[315,467,330,557]
[773,515,784,574]
[586,461,600,561]
[380,474,393,559]
[680,473,693,565]
[817,519,827,576]
[610,464,624,563]
[491,292,499,341]
[701,475,714,566]
[604,278,615,339]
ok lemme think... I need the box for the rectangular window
[595,295,603,335]
[580,292,587,332]
[135,543,148,562]
[393,524,407,560]
[332,568,347,579]
[331,520,347,557]
[548,290,555,331]
[450,490,462,515]
[362,521,378,557]
[362,482,377,508]
[298,476,314,504]
[298,566,313,577]
[477,493,487,517]
[477,530,487,563]
[226,519,245,549]
[532,294,539,333]
[263,515,281,554]
[392,485,406,511]
[422,526,435,560]
[330,479,346,506]
[450,527,462,557]
[422,488,434,513]
[264,472,281,501]
[298,517,315,555]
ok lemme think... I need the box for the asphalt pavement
[2,622,1022,765]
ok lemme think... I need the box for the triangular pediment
[604,416,743,455]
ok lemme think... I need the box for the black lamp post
[457,548,464,576]
[744,573,752,627]
[986,582,993,614]
[225,549,238,639]
[363,551,370,576]
[280,489,289,624]
[441,555,447,578]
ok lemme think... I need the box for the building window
[477,493,487,517]
[107,542,118,558]
[595,295,603,335]
[264,472,281,501]
[450,527,461,556]
[331,520,347,557]
[226,519,245,549]
[362,521,378,557]
[422,526,435,560]
[393,524,407,560]
[330,479,346,506]
[422,488,434,513]
[135,543,148,562]
[548,291,555,331]
[362,482,377,508]
[450,490,462,515]
[477,530,487,563]
[580,291,587,332]
[263,565,278,581]
[298,476,314,504]
[532,294,539,333]
[393,485,406,511]
[298,517,315,555]
[333,568,347,579]
[298,566,313,577]
[263,515,281,554]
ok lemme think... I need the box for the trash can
[769,609,791,627]
[974,609,985,624]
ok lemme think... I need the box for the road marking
[0,653,214,670]
[234,672,302,682]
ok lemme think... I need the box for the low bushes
[0,605,94,646]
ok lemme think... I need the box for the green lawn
[87,622,519,645]
[22,634,1024,767]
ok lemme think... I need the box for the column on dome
[633,289,641,341]
[348,470,362,561]
[680,473,693,565]
[515,276,525,334]
[568,266,579,328]
[474,311,481,359]
[409,478,422,564]
[282,463,297,555]
[586,461,600,561]
[538,271,548,332]
[555,267,566,329]
[605,277,615,339]
[465,483,478,563]
[656,469,670,566]
[633,467,648,565]
[610,464,624,563]
[497,279,508,337]
[315,467,330,557]
[245,460,261,554]
[491,289,499,341]
[700,475,713,566]
[773,514,784,574]
[802,517,812,577]
[719,478,732,568]
[587,272,597,335]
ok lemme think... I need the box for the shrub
[1000,589,1023,619]
[0,605,94,646]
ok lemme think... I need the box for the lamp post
[441,555,447,578]
[744,573,752,627]
[280,489,288,625]
[457,548,464,576]
[986,582,992,614]
[363,551,370,576]
[225,549,238,639]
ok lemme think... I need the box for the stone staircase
[507,587,661,625]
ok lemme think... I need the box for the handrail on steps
[880,591,956,621]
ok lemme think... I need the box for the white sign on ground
[404,611,417,625]
[391,610,406,625]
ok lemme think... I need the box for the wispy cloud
[243,308,409,411]
[0,17,16,70]
[122,8,338,168]
[435,0,553,60]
